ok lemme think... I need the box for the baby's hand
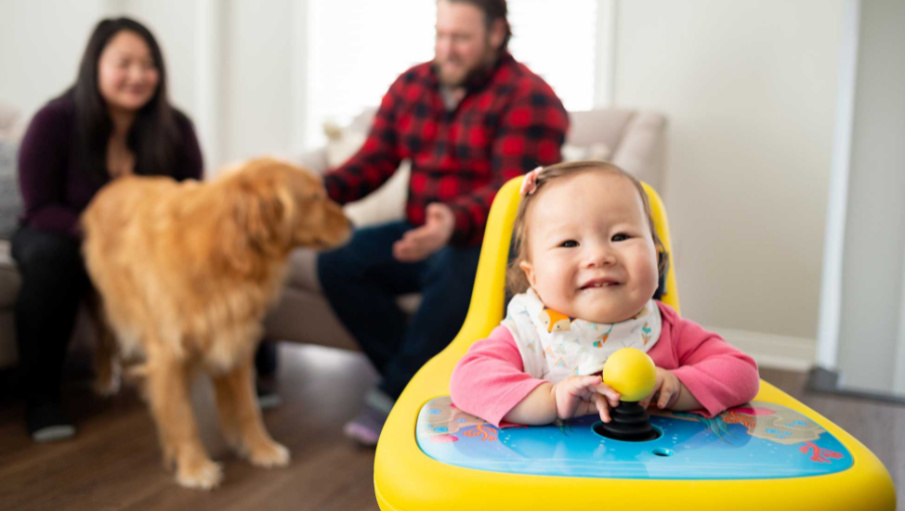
[551,375,621,422]
[639,367,682,410]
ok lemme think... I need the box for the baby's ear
[519,260,537,289]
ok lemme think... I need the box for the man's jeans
[317,221,481,400]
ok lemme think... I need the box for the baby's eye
[559,240,579,248]
[612,233,631,242]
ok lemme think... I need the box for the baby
[450,161,759,426]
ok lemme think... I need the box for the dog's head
[221,158,351,272]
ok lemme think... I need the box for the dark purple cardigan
[17,96,203,238]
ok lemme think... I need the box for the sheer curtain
[306,0,598,148]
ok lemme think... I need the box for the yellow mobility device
[373,177,896,510]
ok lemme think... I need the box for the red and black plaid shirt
[323,52,569,246]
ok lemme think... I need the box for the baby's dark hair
[506,161,670,295]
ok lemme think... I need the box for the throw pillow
[561,142,612,163]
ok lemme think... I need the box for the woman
[13,17,203,441]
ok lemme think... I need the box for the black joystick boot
[593,401,659,442]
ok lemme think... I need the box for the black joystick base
[593,401,660,442]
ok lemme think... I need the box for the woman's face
[97,30,159,113]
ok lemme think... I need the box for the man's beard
[434,48,498,88]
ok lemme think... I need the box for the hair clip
[520,166,544,196]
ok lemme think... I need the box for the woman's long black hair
[65,17,183,183]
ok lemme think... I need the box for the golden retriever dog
[81,158,350,489]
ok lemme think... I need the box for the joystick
[594,348,660,442]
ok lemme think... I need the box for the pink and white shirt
[450,300,760,427]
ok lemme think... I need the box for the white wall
[0,0,106,122]
[615,0,844,345]
[221,0,295,166]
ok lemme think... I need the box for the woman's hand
[552,375,621,422]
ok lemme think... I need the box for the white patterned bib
[502,289,661,384]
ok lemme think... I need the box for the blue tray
[416,397,852,480]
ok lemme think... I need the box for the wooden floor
[0,345,382,511]
[0,346,902,510]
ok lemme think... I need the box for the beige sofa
[0,107,667,368]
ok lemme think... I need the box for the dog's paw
[175,459,223,490]
[248,441,290,468]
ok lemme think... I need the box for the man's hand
[552,375,621,423]
[392,203,455,262]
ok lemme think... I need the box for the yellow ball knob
[602,348,657,402]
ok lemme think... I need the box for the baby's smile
[578,277,622,290]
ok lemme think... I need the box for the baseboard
[705,326,816,372]
[805,366,905,405]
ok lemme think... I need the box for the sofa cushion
[0,141,23,240]
[610,112,667,192]
[562,142,612,163]
[1,239,21,368]
[566,109,636,149]
[284,248,321,292]
[0,240,19,310]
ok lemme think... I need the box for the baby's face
[520,171,659,324]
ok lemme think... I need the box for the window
[508,0,597,112]
[306,0,599,148]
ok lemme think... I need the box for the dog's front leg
[146,352,223,489]
[212,357,290,468]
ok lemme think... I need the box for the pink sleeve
[450,326,548,427]
[660,305,760,417]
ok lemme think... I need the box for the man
[318,0,569,445]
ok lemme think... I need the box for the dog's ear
[220,193,255,274]
[245,183,296,251]
[220,173,296,273]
